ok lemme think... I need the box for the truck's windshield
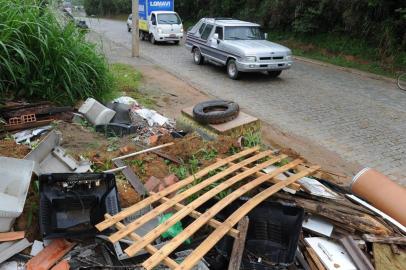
[157,13,181,25]
[224,26,265,40]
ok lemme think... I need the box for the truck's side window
[198,23,206,35]
[151,14,156,25]
[215,26,223,40]
[201,24,214,40]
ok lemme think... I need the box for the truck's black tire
[193,47,204,65]
[193,100,240,124]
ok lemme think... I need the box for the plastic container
[351,168,406,226]
[39,173,120,238]
[0,157,35,232]
[241,200,304,268]
[78,98,116,125]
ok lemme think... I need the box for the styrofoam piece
[24,130,91,175]
[0,157,34,232]
[302,216,334,237]
[0,239,32,264]
[30,240,44,256]
[305,237,356,270]
[78,98,116,125]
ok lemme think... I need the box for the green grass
[267,32,406,78]
[0,0,115,105]
[110,63,156,108]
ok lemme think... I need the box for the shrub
[0,0,115,105]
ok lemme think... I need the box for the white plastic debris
[78,98,116,126]
[30,240,44,256]
[134,108,170,127]
[113,96,139,105]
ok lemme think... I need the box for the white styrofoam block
[30,240,44,256]
[78,98,116,125]
[0,157,34,232]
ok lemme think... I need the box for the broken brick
[162,174,178,187]
[148,135,159,145]
[144,176,162,193]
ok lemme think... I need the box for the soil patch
[0,139,30,158]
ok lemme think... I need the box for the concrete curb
[293,56,396,84]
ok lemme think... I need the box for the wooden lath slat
[177,165,320,270]
[104,214,179,269]
[96,146,260,231]
[108,150,280,243]
[141,159,303,269]
[123,154,288,257]
[158,195,240,238]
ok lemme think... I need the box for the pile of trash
[0,98,405,270]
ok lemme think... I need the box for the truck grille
[259,56,284,61]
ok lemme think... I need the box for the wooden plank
[0,231,25,242]
[141,159,303,268]
[124,155,289,257]
[158,196,240,239]
[96,146,260,231]
[105,214,179,269]
[363,234,406,246]
[306,247,327,270]
[373,243,406,270]
[108,150,278,243]
[112,142,175,161]
[228,161,301,190]
[177,166,320,270]
[228,216,249,270]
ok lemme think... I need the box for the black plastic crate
[241,200,304,269]
[39,173,120,239]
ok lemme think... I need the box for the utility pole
[132,0,140,57]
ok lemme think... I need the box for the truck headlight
[244,56,256,62]
[158,28,163,34]
[285,55,292,61]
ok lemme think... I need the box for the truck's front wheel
[193,48,204,65]
[227,59,240,80]
[150,34,157,45]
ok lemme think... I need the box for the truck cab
[127,0,183,45]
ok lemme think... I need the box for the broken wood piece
[0,231,25,242]
[112,142,175,161]
[158,195,240,238]
[373,243,406,270]
[363,234,406,246]
[50,259,70,270]
[339,236,374,270]
[306,246,327,270]
[103,166,127,173]
[227,216,249,270]
[96,147,260,231]
[26,239,75,270]
[105,214,179,269]
[176,165,319,270]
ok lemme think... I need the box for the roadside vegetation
[0,0,114,105]
[176,0,406,76]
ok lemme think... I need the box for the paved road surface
[88,18,406,183]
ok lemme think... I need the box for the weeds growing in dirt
[243,132,262,148]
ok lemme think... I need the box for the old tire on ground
[268,70,282,78]
[193,100,240,124]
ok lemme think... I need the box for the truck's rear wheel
[227,59,239,80]
[193,48,204,65]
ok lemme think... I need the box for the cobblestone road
[89,18,406,184]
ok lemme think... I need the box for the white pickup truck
[127,0,183,45]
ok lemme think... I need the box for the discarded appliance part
[339,236,374,270]
[112,142,174,161]
[95,123,139,137]
[24,130,91,175]
[0,157,35,232]
[30,240,44,256]
[96,147,319,270]
[39,173,120,239]
[346,194,406,234]
[241,201,304,266]
[114,159,148,196]
[363,234,406,246]
[134,108,170,127]
[305,237,357,270]
[0,238,32,264]
[26,239,75,270]
[351,168,406,226]
[78,98,116,126]
[0,231,25,242]
[193,100,240,124]
[106,102,132,124]
[302,216,334,237]
[228,216,249,270]
[113,96,139,105]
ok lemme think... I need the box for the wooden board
[227,216,249,270]
[96,148,320,270]
[0,231,25,242]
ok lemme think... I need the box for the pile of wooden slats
[96,146,319,270]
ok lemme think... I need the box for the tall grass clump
[0,0,114,105]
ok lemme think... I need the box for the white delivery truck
[127,0,184,45]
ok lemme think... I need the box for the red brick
[144,176,162,193]
[162,174,179,187]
